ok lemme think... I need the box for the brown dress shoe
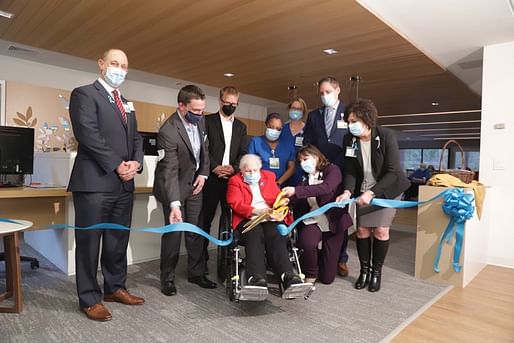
[80,303,112,321]
[337,262,349,277]
[104,289,145,305]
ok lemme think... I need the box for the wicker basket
[437,139,475,183]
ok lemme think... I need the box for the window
[400,148,450,172]
[400,149,422,171]
[423,149,448,170]
[455,151,480,171]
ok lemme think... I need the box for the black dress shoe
[161,279,177,296]
[282,271,303,291]
[248,274,267,287]
[188,275,217,289]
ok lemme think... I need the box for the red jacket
[226,169,293,230]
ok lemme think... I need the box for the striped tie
[112,90,127,124]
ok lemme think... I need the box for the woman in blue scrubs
[248,113,296,186]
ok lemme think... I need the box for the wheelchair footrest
[239,286,268,301]
[282,282,314,299]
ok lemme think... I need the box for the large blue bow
[434,188,474,272]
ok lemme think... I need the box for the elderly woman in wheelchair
[223,154,313,301]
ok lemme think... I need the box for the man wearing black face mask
[153,84,217,296]
[202,86,248,272]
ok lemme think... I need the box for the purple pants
[296,224,345,284]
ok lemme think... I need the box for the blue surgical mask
[289,110,303,121]
[265,128,281,141]
[321,92,337,107]
[349,121,364,137]
[104,66,127,88]
[244,172,261,185]
[300,158,316,174]
[186,111,202,125]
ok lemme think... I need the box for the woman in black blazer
[336,99,410,292]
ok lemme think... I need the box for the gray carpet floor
[0,229,448,343]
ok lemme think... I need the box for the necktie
[112,90,127,124]
[325,107,334,137]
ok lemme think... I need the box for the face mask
[221,104,236,116]
[244,172,261,185]
[289,110,303,121]
[349,121,364,137]
[300,158,316,174]
[104,66,127,88]
[265,128,281,141]
[321,92,337,107]
[186,111,202,125]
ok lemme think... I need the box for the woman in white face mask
[226,154,305,293]
[336,99,410,292]
[247,113,296,186]
[281,97,309,187]
[281,145,352,284]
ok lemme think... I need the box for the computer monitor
[139,131,158,156]
[0,126,34,175]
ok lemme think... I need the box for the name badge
[123,103,133,113]
[295,136,304,147]
[337,120,348,129]
[345,147,356,158]
[269,157,280,169]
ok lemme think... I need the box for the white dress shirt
[219,113,234,166]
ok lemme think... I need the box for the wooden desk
[0,187,68,230]
[0,186,158,275]
[0,219,32,313]
[0,187,152,229]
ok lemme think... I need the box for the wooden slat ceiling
[0,0,481,141]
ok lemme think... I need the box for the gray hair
[239,154,262,170]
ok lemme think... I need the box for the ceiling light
[0,10,14,19]
[431,102,440,106]
[223,73,234,77]
[323,48,338,55]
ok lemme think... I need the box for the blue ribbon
[276,189,453,236]
[1,188,475,271]
[0,219,232,247]
[434,188,474,273]
[277,188,474,273]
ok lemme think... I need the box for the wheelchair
[217,204,314,302]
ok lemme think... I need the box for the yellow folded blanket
[427,174,486,219]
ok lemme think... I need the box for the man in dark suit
[68,49,144,322]
[202,86,247,267]
[303,76,351,277]
[153,85,217,296]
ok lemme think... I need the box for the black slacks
[73,189,133,308]
[160,193,205,280]
[201,176,228,260]
[238,221,293,279]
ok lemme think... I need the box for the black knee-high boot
[354,237,371,289]
[369,238,389,292]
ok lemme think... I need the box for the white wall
[0,54,268,121]
[481,41,514,268]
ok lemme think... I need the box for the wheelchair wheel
[217,238,229,283]
[227,252,236,302]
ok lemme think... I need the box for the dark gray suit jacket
[68,80,143,193]
[153,112,210,205]
[342,126,410,199]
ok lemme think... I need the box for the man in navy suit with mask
[68,49,144,321]
[304,76,350,277]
